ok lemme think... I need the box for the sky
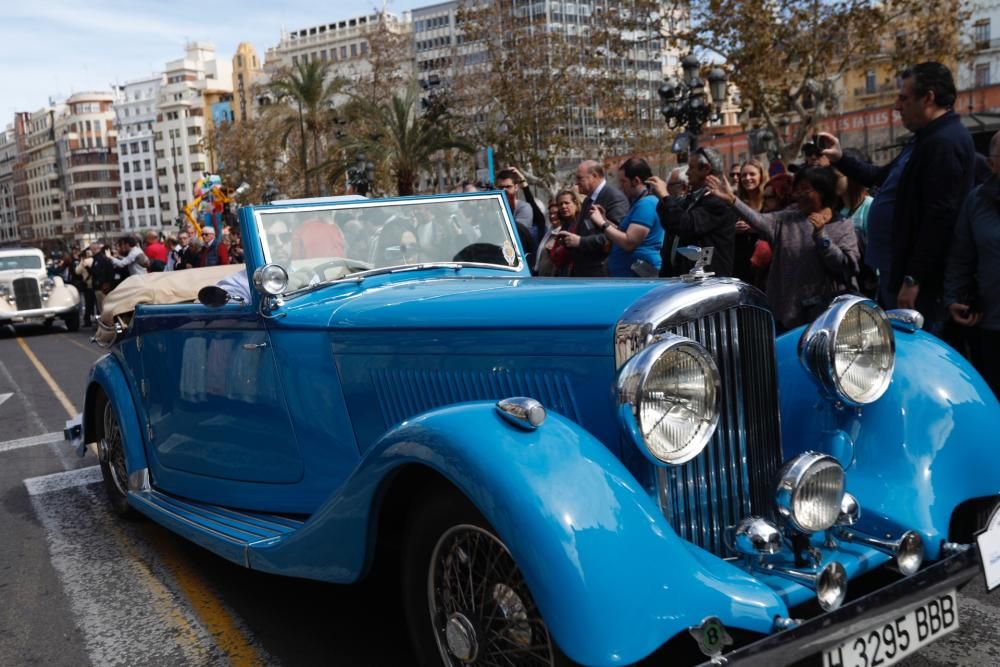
[0,0,428,118]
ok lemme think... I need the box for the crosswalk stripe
[0,431,66,454]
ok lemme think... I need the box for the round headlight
[799,296,895,406]
[0,284,8,296]
[775,452,845,533]
[253,263,289,296]
[42,278,56,291]
[617,335,720,465]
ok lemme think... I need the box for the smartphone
[815,133,832,150]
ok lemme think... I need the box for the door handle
[241,342,267,350]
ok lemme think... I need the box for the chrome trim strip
[886,308,925,333]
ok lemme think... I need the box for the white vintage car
[0,247,81,331]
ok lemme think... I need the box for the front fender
[249,401,787,666]
[777,327,1000,559]
[84,353,148,476]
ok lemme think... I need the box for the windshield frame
[251,192,526,292]
[0,254,44,271]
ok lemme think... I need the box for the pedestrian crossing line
[25,465,267,667]
[16,336,79,418]
[0,430,65,453]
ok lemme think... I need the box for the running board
[129,488,305,568]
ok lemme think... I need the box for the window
[146,177,153,189]
[976,63,991,87]
[134,179,143,190]
[123,162,130,173]
[141,140,149,152]
[144,159,151,170]
[976,19,991,49]
[351,44,358,57]
[865,70,876,94]
[148,196,155,207]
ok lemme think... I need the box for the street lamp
[658,55,728,152]
[347,154,375,197]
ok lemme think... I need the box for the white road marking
[0,391,11,408]
[0,430,65,453]
[24,469,227,666]
[24,465,102,495]
[0,357,75,468]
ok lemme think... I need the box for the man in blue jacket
[819,62,975,334]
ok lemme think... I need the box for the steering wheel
[309,258,374,282]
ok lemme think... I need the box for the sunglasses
[401,242,419,253]
[268,231,292,243]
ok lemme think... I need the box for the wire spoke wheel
[102,400,128,497]
[428,524,555,666]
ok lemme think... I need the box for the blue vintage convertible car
[76,192,1000,666]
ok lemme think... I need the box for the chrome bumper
[697,545,980,665]
[0,304,77,322]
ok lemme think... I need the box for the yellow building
[232,42,264,123]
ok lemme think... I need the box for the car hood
[281,275,666,336]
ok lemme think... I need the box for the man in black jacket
[819,62,975,333]
[556,160,630,277]
[649,146,736,277]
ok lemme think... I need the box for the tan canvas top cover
[95,264,245,345]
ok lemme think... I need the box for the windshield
[256,195,521,288]
[0,255,43,271]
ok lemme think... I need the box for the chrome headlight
[799,296,895,406]
[252,263,289,296]
[42,278,56,291]
[775,452,845,533]
[0,284,8,296]
[617,334,720,465]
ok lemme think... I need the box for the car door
[135,301,304,484]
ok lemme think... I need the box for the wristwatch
[600,221,614,232]
[902,275,919,287]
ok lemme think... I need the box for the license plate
[823,590,958,667]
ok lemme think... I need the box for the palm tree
[345,86,473,196]
[268,60,345,196]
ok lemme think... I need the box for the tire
[95,393,139,519]
[402,489,571,667]
[64,310,80,332]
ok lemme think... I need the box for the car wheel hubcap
[445,613,478,662]
[102,402,128,497]
[428,524,555,666]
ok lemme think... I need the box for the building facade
[232,43,265,123]
[0,125,18,245]
[114,75,162,236]
[963,1,1000,91]
[56,92,120,246]
[154,42,233,227]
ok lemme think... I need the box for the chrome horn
[763,561,848,611]
[835,528,924,576]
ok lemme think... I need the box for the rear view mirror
[198,285,231,308]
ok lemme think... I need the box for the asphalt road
[0,322,414,667]
[0,321,997,666]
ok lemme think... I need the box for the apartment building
[113,74,163,235]
[964,1,1000,90]
[0,126,18,244]
[56,92,120,245]
[154,42,232,226]
[19,104,64,243]
[263,10,413,92]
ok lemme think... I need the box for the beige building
[20,104,64,243]
[154,42,233,226]
[56,92,120,245]
[232,42,265,123]
[263,10,413,97]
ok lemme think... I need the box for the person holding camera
[944,130,1000,396]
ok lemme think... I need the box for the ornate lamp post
[658,55,728,153]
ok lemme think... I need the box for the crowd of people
[502,61,996,396]
[54,217,244,327]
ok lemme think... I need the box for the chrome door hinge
[136,335,143,352]
[146,423,154,442]
[140,379,148,399]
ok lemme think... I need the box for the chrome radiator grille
[13,278,41,310]
[656,305,782,556]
